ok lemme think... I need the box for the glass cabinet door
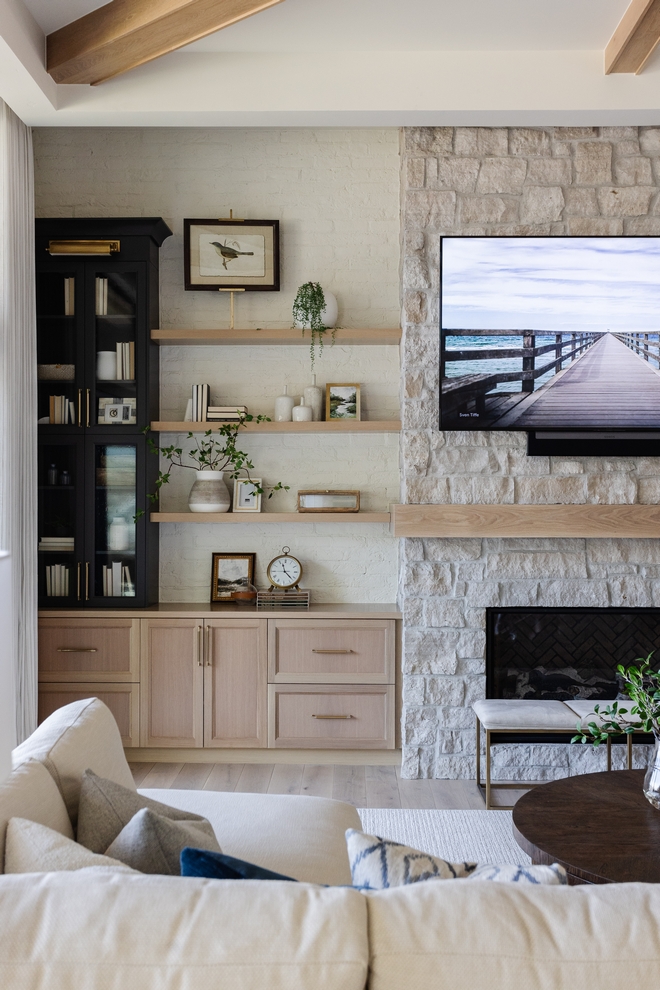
[36,266,84,429]
[38,439,84,606]
[90,265,143,430]
[90,443,138,601]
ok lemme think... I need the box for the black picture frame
[184,219,280,291]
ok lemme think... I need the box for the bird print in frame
[184,218,280,291]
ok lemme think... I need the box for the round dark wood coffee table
[512,770,660,884]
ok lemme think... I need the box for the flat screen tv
[440,237,660,450]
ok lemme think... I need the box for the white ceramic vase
[107,516,129,551]
[274,384,295,422]
[292,397,313,422]
[303,374,323,421]
[294,290,338,329]
[188,470,230,513]
[96,351,116,381]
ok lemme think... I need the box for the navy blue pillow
[180,847,297,882]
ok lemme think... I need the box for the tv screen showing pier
[440,236,660,431]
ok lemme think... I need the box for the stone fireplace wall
[400,126,660,780]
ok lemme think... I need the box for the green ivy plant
[134,415,288,519]
[571,653,660,746]
[292,281,336,367]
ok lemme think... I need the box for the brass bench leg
[486,729,492,811]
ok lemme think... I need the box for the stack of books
[115,341,135,380]
[63,277,75,316]
[95,277,108,316]
[39,537,74,553]
[191,383,210,422]
[49,395,76,424]
[207,405,248,422]
[102,562,135,597]
[45,564,70,597]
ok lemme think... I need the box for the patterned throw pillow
[345,830,567,889]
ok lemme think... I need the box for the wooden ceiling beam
[605,0,660,73]
[47,0,285,85]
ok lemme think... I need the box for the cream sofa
[1,697,659,990]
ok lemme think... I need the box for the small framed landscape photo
[211,552,256,602]
[233,478,262,513]
[184,218,280,291]
[326,383,361,421]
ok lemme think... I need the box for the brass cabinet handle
[312,649,355,654]
[312,714,354,719]
[85,562,89,600]
[205,625,212,666]
[86,388,90,427]
[77,389,82,427]
[196,625,203,666]
[57,647,97,653]
[77,562,81,600]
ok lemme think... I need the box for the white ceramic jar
[292,397,313,422]
[274,385,295,422]
[107,516,129,551]
[96,351,116,380]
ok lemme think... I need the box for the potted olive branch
[292,281,337,367]
[135,415,288,518]
[571,653,660,808]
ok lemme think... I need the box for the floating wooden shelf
[392,503,660,539]
[151,328,401,346]
[151,512,391,524]
[152,420,401,434]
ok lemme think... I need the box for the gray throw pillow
[77,768,216,854]
[105,807,221,875]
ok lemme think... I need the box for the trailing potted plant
[136,415,288,516]
[292,282,338,367]
[572,653,660,809]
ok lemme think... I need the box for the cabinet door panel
[268,619,395,683]
[38,683,139,747]
[38,617,139,681]
[204,619,267,748]
[141,619,203,747]
[268,684,395,749]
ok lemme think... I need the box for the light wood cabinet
[39,609,399,752]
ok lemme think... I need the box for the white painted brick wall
[33,127,402,603]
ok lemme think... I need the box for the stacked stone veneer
[400,126,660,780]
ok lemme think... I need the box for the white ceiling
[24,0,629,51]
[4,0,660,128]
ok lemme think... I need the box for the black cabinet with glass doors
[36,218,172,608]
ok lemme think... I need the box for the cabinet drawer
[268,684,395,749]
[38,683,139,747]
[268,619,395,683]
[38,618,139,681]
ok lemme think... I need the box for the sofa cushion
[12,699,135,825]
[105,808,221,875]
[77,770,216,854]
[4,818,137,875]
[366,881,660,990]
[346,830,566,888]
[141,788,362,886]
[0,760,73,873]
[180,847,297,882]
[0,872,368,990]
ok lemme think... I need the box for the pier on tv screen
[440,236,660,431]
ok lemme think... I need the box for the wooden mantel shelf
[152,511,391,524]
[392,503,660,539]
[152,328,401,346]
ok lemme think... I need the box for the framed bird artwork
[184,218,280,291]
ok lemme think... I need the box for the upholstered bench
[472,699,632,809]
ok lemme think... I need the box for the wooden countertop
[39,602,402,619]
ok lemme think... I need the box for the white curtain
[0,100,37,743]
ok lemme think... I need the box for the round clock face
[267,554,302,589]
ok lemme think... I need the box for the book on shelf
[48,395,76,424]
[95,277,108,316]
[45,564,69,597]
[191,383,210,422]
[39,537,74,552]
[103,562,135,596]
[115,341,135,381]
[63,277,75,316]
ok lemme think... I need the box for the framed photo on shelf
[325,383,361,421]
[211,552,256,602]
[98,397,136,425]
[233,478,262,513]
[184,218,280,291]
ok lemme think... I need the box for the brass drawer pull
[57,647,98,653]
[312,714,354,719]
[311,649,355,654]
[196,625,203,666]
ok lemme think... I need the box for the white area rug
[357,809,531,865]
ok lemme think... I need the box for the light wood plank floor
[129,763,530,809]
